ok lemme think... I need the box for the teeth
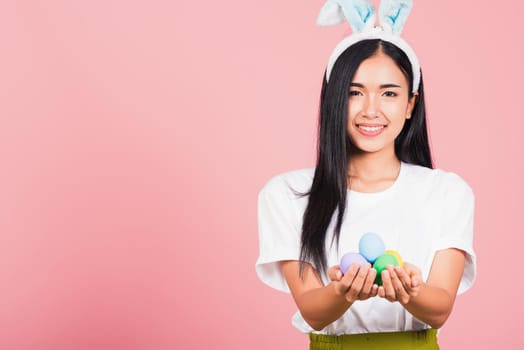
[358,125,384,132]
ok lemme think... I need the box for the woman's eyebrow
[380,83,401,88]
[349,83,402,88]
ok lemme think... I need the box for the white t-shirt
[256,161,476,335]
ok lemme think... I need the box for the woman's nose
[363,95,379,118]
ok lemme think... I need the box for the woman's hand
[280,260,377,330]
[378,262,422,305]
[328,263,379,303]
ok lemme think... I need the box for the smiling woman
[347,49,417,157]
[255,1,476,349]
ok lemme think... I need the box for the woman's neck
[348,152,401,192]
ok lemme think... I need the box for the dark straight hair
[299,39,433,276]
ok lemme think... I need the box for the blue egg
[359,232,385,263]
[340,252,367,274]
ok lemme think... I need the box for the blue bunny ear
[378,0,413,34]
[317,0,376,33]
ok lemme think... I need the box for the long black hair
[299,39,433,276]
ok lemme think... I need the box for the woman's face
[347,52,417,156]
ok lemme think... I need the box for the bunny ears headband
[318,0,420,93]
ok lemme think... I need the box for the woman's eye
[383,91,397,97]
[349,90,361,96]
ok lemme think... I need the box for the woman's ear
[406,92,418,119]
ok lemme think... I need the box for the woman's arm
[379,248,466,328]
[280,260,377,331]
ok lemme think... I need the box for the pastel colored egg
[373,253,399,286]
[358,232,385,263]
[340,252,367,275]
[385,249,403,267]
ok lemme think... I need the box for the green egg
[373,253,399,286]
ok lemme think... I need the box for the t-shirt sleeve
[434,173,476,294]
[255,175,303,293]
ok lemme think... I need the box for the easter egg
[373,253,399,285]
[359,232,385,263]
[385,249,403,267]
[340,252,367,275]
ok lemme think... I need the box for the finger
[411,275,420,288]
[394,266,412,289]
[328,265,343,281]
[346,264,371,302]
[359,266,377,298]
[340,263,360,290]
[388,265,410,304]
[403,262,421,281]
[381,270,397,302]
[398,264,421,292]
[377,285,386,298]
[388,265,408,291]
[370,284,379,297]
[407,273,421,297]
[403,262,415,272]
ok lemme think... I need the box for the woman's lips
[356,124,386,136]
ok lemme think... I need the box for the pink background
[0,0,522,349]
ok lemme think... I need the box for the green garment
[309,329,439,350]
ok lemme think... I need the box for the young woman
[256,1,475,349]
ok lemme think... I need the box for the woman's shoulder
[259,168,315,197]
[402,162,474,195]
